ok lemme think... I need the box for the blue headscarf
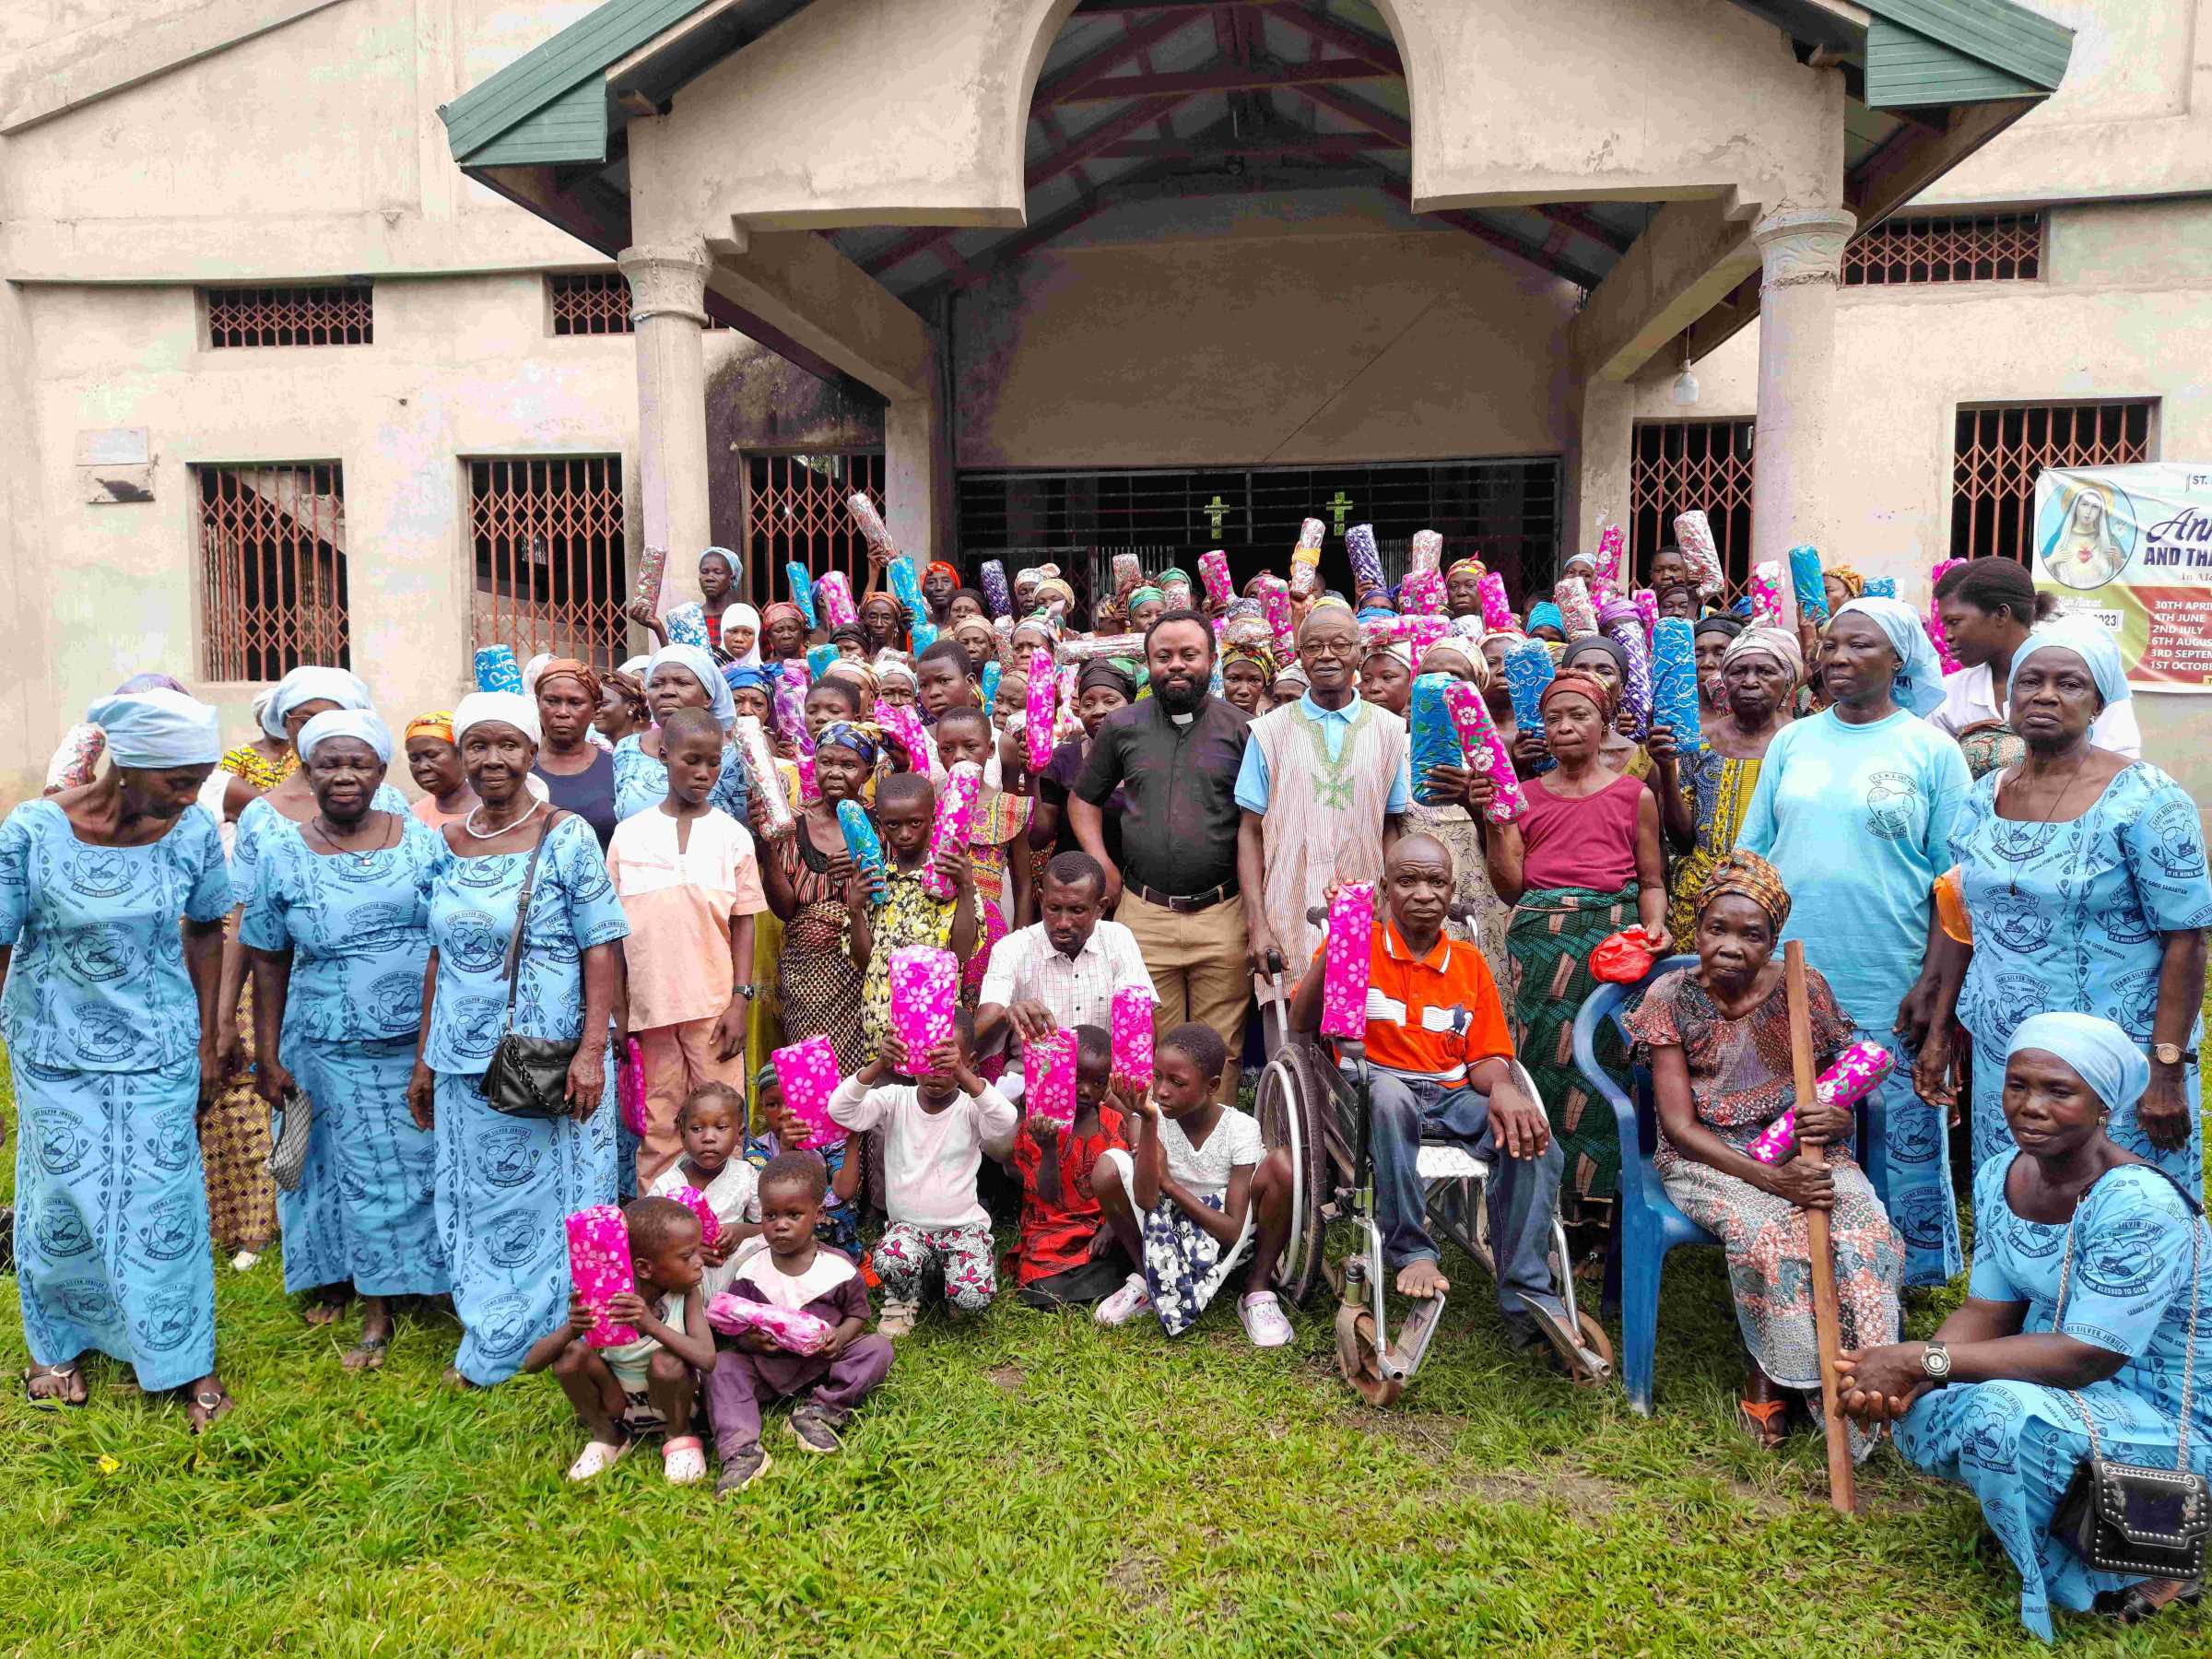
[86,688,222,770]
[1526,601,1565,636]
[2007,616,2131,717]
[263,665,372,738]
[2006,1012,2149,1113]
[646,642,735,731]
[1834,596,1946,718]
[298,709,393,767]
[722,662,775,698]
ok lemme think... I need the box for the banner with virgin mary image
[2033,464,2212,693]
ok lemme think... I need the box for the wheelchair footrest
[1383,1292,1448,1381]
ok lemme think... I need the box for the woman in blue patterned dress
[1,690,235,1428]
[1937,618,2212,1194]
[609,642,751,824]
[242,711,449,1370]
[406,692,629,1388]
[1837,1015,2212,1638]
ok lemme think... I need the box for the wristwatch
[1921,1339,1952,1384]
[733,982,757,1002]
[2151,1041,2193,1066]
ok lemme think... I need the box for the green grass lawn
[0,1046,2206,1658]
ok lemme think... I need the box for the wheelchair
[1251,912,1613,1406]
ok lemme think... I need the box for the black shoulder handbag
[479,811,580,1120]
[2050,1169,2209,1580]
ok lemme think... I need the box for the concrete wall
[951,190,1581,469]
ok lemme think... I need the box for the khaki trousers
[636,1016,747,1185]
[1117,890,1250,1101]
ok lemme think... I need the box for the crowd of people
[4,532,2207,1636]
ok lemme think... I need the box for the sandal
[1736,1395,1789,1451]
[663,1435,708,1486]
[185,1386,234,1433]
[2096,1580,2202,1625]
[341,1334,391,1373]
[566,1435,632,1482]
[23,1361,86,1407]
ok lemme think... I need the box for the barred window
[196,464,349,681]
[203,284,372,348]
[1951,402,2154,563]
[1845,213,2041,288]
[548,272,733,335]
[468,456,629,667]
[1630,418,1755,589]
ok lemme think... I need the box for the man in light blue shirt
[1237,602,1411,973]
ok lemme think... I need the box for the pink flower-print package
[1631,587,1659,641]
[1409,529,1443,574]
[1024,647,1057,771]
[619,1037,649,1136]
[667,1183,722,1250]
[1319,883,1375,1041]
[1197,548,1234,608]
[1441,680,1527,825]
[1674,511,1725,595]
[1477,571,1515,631]
[1111,985,1157,1093]
[1927,558,1967,673]
[772,1035,846,1151]
[814,569,859,631]
[706,1293,835,1355]
[730,716,795,841]
[1554,576,1600,639]
[1025,1029,1079,1131]
[1747,1040,1895,1166]
[1253,574,1297,657]
[846,492,895,558]
[1594,522,1627,592]
[566,1206,639,1348]
[45,724,104,791]
[1400,569,1446,616]
[888,945,960,1062]
[632,546,669,610]
[922,761,982,901]
[1748,560,1791,631]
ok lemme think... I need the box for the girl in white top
[646,1083,762,1299]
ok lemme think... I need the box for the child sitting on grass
[646,1083,762,1298]
[1012,1024,1131,1309]
[828,1015,1018,1335]
[706,1153,892,1494]
[754,1064,863,1255]
[524,1195,718,1485]
[1091,1022,1297,1347]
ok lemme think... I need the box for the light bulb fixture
[1670,335,1700,406]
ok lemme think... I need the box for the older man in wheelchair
[1280,834,1605,1390]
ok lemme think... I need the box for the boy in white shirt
[828,1010,1018,1335]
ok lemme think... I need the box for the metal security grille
[1631,419,1756,589]
[548,272,735,335]
[467,457,629,667]
[1845,213,2042,288]
[203,284,372,347]
[1951,402,2155,563]
[957,459,1559,606]
[196,464,349,681]
[747,453,886,596]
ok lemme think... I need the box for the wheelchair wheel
[1254,1042,1329,1308]
[1334,1304,1403,1407]
[1576,1311,1615,1382]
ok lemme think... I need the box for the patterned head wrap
[760,602,807,641]
[1418,643,1485,688]
[1033,577,1076,611]
[873,653,918,691]
[533,657,600,705]
[1222,637,1280,685]
[824,659,878,701]
[722,662,775,697]
[1446,557,1486,582]
[1694,848,1792,931]
[816,721,882,765]
[1126,584,1166,613]
[1826,565,1866,602]
[1537,670,1615,722]
[1720,625,1804,687]
[405,712,455,746]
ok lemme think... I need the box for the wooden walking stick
[1785,938,1858,1515]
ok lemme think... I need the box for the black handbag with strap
[2049,1168,2209,1581]
[478,810,580,1120]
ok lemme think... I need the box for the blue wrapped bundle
[1864,576,1897,599]
[836,799,886,905]
[787,560,818,629]
[1408,673,1464,806]
[1650,617,1704,757]
[1789,545,1827,624]
[981,660,1001,712]
[664,603,710,647]
[1346,524,1386,599]
[806,643,837,682]
[979,559,1011,618]
[888,557,929,628]
[473,644,523,694]
[1502,639,1556,771]
[911,619,940,655]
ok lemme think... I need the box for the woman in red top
[1470,672,1669,1250]
[1010,1026,1131,1308]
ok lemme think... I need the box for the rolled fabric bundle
[888,944,960,1059]
[1632,587,1659,641]
[888,557,928,629]
[1405,615,1448,664]
[806,642,839,682]
[1024,1030,1079,1132]
[618,1037,649,1137]
[705,1294,834,1354]
[794,746,819,807]
[565,1206,639,1347]
[1198,549,1234,608]
[1111,986,1157,1094]
[1054,632,1147,665]
[1650,617,1704,758]
[1111,552,1144,598]
[1408,674,1462,806]
[1864,576,1897,599]
[473,644,524,694]
[1288,517,1325,597]
[45,724,104,790]
[1318,883,1375,1041]
[836,799,886,904]
[1448,613,1486,641]
[667,1184,723,1250]
[1748,560,1792,631]
[1554,576,1600,639]
[1254,577,1296,656]
[979,559,1011,618]
[1409,529,1443,574]
[921,760,982,901]
[1927,558,1967,672]
[846,492,895,557]
[1400,569,1446,617]
[1600,603,1653,737]
[1024,648,1057,771]
[911,620,940,656]
[1162,573,1193,610]
[1054,662,1084,746]
[1502,638,1556,753]
[730,717,795,840]
[814,570,859,631]
[784,561,818,630]
[1788,545,1827,625]
[1674,511,1725,595]
[1441,680,1527,825]
[633,546,669,609]
[773,1034,846,1149]
[1477,571,1515,631]
[874,697,929,775]
[980,660,1001,712]
[771,662,810,744]
[664,606,710,648]
[1594,523,1628,592]
[1747,1039,1894,1165]
[1346,524,1385,598]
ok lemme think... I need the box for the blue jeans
[1359,1067,1565,1334]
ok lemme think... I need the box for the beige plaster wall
[952,192,1580,469]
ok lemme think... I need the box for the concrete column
[618,240,714,613]
[1572,376,1636,575]
[1749,206,1855,570]
[883,390,945,566]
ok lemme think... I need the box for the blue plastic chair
[1571,955,1891,1416]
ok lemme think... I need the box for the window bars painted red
[197,464,350,682]
[548,272,734,335]
[1844,213,2042,288]
[203,285,372,348]
[1630,418,1756,590]
[467,457,630,668]
[1951,402,2154,563]
[747,453,886,599]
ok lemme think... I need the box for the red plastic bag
[1589,927,1657,985]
